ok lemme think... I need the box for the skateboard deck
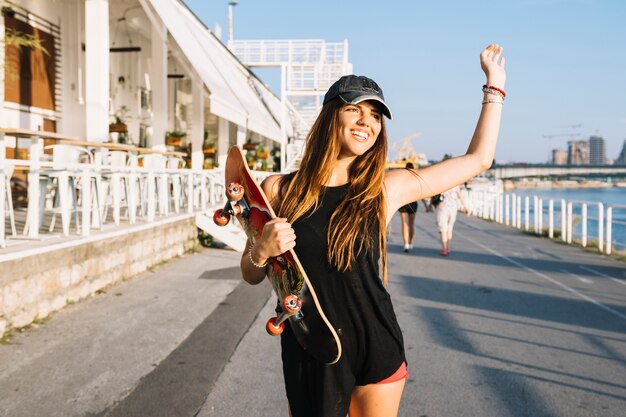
[214,146,342,365]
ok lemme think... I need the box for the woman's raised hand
[480,44,506,89]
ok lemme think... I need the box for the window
[4,13,57,111]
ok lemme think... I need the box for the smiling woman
[337,102,382,159]
[239,44,506,417]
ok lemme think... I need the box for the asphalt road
[1,212,625,417]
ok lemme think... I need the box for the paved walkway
[1,211,625,417]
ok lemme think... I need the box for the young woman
[397,162,429,252]
[240,44,506,417]
[434,185,469,255]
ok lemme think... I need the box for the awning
[148,0,284,142]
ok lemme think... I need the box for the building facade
[617,139,626,165]
[567,140,589,165]
[552,148,568,165]
[589,136,606,165]
[1,0,300,170]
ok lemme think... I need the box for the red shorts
[375,362,409,384]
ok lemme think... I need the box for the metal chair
[34,144,100,236]
[2,164,17,240]
[101,150,130,225]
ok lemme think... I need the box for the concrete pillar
[236,125,247,147]
[85,0,110,141]
[191,79,204,169]
[218,117,230,168]
[151,23,167,150]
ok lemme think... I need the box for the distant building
[568,140,589,165]
[552,148,568,165]
[617,139,626,165]
[589,136,607,165]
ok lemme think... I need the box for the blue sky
[185,0,626,163]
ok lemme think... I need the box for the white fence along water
[466,190,625,255]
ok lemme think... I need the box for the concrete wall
[0,216,198,337]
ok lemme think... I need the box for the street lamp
[228,1,238,43]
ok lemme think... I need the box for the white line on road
[579,265,626,287]
[560,269,594,284]
[456,231,626,322]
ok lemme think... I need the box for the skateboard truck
[213,182,249,226]
[266,294,302,336]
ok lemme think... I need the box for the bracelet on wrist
[248,243,269,268]
[482,98,504,105]
[482,84,506,99]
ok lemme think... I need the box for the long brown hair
[278,98,389,284]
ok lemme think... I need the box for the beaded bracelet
[482,86,504,100]
[482,84,506,99]
[482,98,504,105]
[248,243,269,268]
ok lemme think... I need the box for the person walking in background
[239,43,505,417]
[432,185,469,256]
[398,162,429,252]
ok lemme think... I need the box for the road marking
[561,269,594,284]
[579,265,626,287]
[456,231,626,322]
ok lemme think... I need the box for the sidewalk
[0,247,271,417]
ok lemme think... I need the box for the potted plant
[203,139,216,155]
[242,138,258,151]
[109,106,129,133]
[256,145,269,159]
[166,130,186,147]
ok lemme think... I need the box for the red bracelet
[483,84,506,98]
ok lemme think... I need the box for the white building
[1,0,299,170]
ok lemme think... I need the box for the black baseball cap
[323,74,393,120]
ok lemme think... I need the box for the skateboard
[213,146,342,365]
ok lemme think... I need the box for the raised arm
[386,44,506,217]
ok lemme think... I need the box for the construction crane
[543,133,581,140]
[544,123,582,140]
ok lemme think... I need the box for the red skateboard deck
[214,146,342,365]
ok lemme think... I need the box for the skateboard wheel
[226,182,244,201]
[213,209,230,226]
[282,295,301,315]
[266,317,284,336]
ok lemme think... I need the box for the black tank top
[281,183,406,417]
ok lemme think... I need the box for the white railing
[0,159,228,249]
[466,190,624,255]
[1,155,282,250]
[606,205,626,255]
